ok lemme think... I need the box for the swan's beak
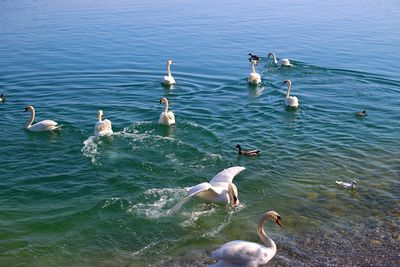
[159,99,162,104]
[233,195,239,206]
[282,81,287,85]
[24,107,28,112]
[275,216,282,227]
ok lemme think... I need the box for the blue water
[1,0,399,266]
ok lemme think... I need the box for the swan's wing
[167,111,175,121]
[211,240,273,265]
[188,182,223,196]
[103,119,112,130]
[210,166,246,184]
[30,120,58,131]
[95,121,104,131]
[41,120,58,126]
[170,182,221,214]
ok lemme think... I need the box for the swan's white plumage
[283,80,299,108]
[210,240,275,267]
[268,52,292,67]
[24,105,61,132]
[28,120,60,132]
[159,97,175,125]
[209,166,246,184]
[158,111,175,125]
[94,110,113,137]
[171,166,245,213]
[249,60,261,84]
[209,211,281,267]
[285,96,299,108]
[163,75,176,85]
[163,60,176,85]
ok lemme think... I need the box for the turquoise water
[1,0,399,266]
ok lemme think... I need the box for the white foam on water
[130,241,158,256]
[81,136,101,164]
[127,187,189,219]
[180,206,217,228]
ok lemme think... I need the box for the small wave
[100,197,132,210]
[131,241,159,256]
[200,204,246,237]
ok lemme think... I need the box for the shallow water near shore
[1,0,399,266]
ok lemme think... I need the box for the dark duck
[236,144,261,156]
[248,53,260,62]
[356,110,366,117]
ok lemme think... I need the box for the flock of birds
[0,52,363,266]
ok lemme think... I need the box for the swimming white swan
[336,180,357,189]
[24,105,61,132]
[163,60,176,85]
[249,60,261,84]
[171,166,245,213]
[159,97,175,125]
[283,80,299,108]
[268,52,292,67]
[209,210,282,267]
[94,110,113,137]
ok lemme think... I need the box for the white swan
[163,60,176,85]
[336,180,357,189]
[94,110,113,137]
[24,105,61,132]
[209,211,282,267]
[249,60,261,84]
[268,52,292,67]
[283,80,299,108]
[159,97,175,125]
[171,166,245,213]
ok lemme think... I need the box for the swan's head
[167,60,174,65]
[228,183,239,206]
[265,211,282,227]
[160,97,168,104]
[351,180,357,188]
[24,105,34,112]
[235,144,241,150]
[283,80,291,86]
[267,52,275,58]
[0,94,4,98]
[98,110,104,119]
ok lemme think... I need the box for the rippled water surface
[1,0,399,266]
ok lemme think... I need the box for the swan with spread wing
[171,166,245,213]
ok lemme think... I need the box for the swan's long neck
[167,63,172,77]
[257,215,277,252]
[163,99,169,113]
[251,61,256,73]
[98,113,102,122]
[27,107,35,128]
[271,53,277,64]
[286,82,292,98]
